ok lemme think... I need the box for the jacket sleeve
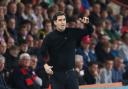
[69,23,94,40]
[40,34,51,65]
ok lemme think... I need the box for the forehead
[107,61,113,64]
[56,15,66,20]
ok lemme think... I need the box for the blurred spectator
[21,20,32,32]
[95,34,112,63]
[10,53,40,89]
[101,41,114,60]
[89,3,101,25]
[17,2,25,16]
[30,24,39,39]
[4,45,19,72]
[7,18,17,42]
[112,57,125,82]
[18,25,28,44]
[6,37,15,49]
[0,5,5,20]
[16,2,25,25]
[65,4,74,19]
[104,19,120,41]
[84,61,100,84]
[58,0,65,12]
[95,20,106,36]
[0,41,7,55]
[76,35,92,68]
[110,40,120,58]
[30,55,42,87]
[89,39,97,62]
[100,10,108,21]
[47,4,58,20]
[5,2,17,19]
[39,19,53,39]
[100,59,114,83]
[97,0,107,10]
[75,54,85,85]
[0,55,11,89]
[19,41,28,54]
[119,32,128,65]
[22,2,37,23]
[34,4,44,29]
[73,0,82,15]
[113,14,123,32]
[107,7,116,25]
[26,35,34,48]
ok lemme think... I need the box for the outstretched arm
[69,17,94,40]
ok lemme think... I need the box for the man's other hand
[44,64,54,75]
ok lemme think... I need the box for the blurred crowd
[0,0,128,89]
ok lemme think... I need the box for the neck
[56,27,65,32]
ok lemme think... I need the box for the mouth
[61,25,65,26]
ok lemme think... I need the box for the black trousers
[50,69,79,89]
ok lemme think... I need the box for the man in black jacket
[0,55,11,89]
[42,11,94,89]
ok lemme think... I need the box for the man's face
[21,58,30,68]
[90,64,98,73]
[45,23,52,33]
[8,19,16,29]
[30,57,38,69]
[0,42,7,54]
[106,61,113,70]
[0,6,4,17]
[54,15,66,32]
[9,3,17,14]
[21,44,28,52]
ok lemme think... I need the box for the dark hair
[53,11,65,21]
[43,19,51,26]
[88,61,98,67]
[105,58,113,63]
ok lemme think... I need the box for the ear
[54,21,57,26]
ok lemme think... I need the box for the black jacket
[0,73,11,89]
[41,24,94,72]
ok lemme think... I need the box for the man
[119,32,128,66]
[84,62,100,84]
[75,54,86,85]
[100,59,114,83]
[112,57,124,82]
[0,41,7,55]
[0,55,11,89]
[30,55,42,87]
[76,35,92,68]
[42,11,93,89]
